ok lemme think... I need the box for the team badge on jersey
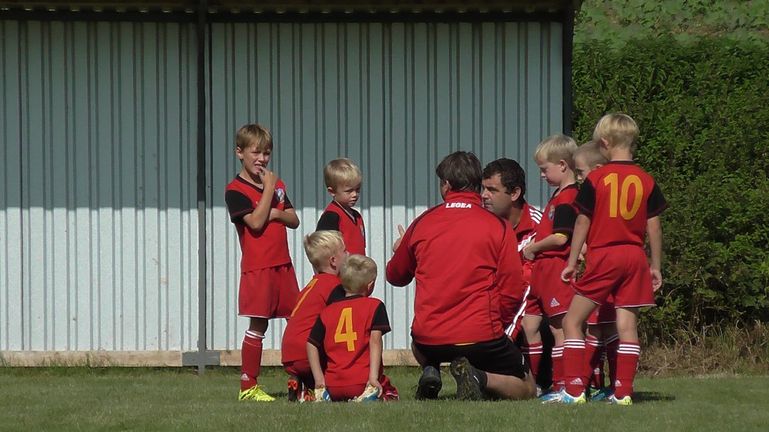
[548,205,555,220]
[276,188,285,203]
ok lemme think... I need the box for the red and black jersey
[225,176,294,271]
[385,191,524,345]
[308,295,390,387]
[516,202,542,284]
[535,184,579,259]
[316,201,366,256]
[576,161,667,248]
[281,273,345,364]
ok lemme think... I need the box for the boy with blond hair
[307,255,394,402]
[281,231,348,402]
[225,124,301,402]
[558,114,667,405]
[317,159,366,256]
[574,141,617,399]
[521,134,580,401]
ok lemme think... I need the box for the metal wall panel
[0,20,199,351]
[207,21,563,350]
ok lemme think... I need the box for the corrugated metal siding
[207,21,563,351]
[0,20,199,351]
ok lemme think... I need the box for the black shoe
[415,365,442,400]
[450,357,484,401]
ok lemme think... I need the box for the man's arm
[386,224,416,286]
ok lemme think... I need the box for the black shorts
[414,336,529,379]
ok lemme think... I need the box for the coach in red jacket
[386,151,535,401]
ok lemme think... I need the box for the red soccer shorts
[574,245,655,308]
[238,263,300,318]
[530,256,574,318]
[522,284,544,318]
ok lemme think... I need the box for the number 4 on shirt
[334,307,358,352]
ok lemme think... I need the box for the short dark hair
[482,158,526,204]
[435,151,482,193]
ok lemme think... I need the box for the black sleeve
[282,191,294,210]
[326,285,346,305]
[225,190,253,223]
[575,179,596,217]
[308,317,326,348]
[316,211,341,231]
[371,302,391,335]
[552,204,578,237]
[647,183,668,218]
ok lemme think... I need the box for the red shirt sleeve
[496,224,525,326]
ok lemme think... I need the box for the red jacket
[386,191,524,345]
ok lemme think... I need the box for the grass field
[2,367,769,431]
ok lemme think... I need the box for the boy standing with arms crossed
[225,124,301,402]
[282,231,348,401]
[522,134,580,401]
[317,159,366,256]
[307,255,393,402]
[559,114,667,405]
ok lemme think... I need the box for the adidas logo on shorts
[550,298,561,308]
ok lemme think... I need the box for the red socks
[551,345,564,392]
[563,339,586,396]
[522,341,544,382]
[614,341,640,399]
[241,330,264,391]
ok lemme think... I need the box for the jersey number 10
[604,173,643,220]
[334,307,358,352]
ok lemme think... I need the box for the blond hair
[575,140,608,169]
[592,113,639,152]
[534,134,577,168]
[304,231,345,270]
[339,254,377,294]
[324,158,362,190]
[235,123,273,151]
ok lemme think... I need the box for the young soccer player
[574,141,618,400]
[281,231,348,402]
[558,113,667,405]
[521,134,579,402]
[481,159,550,394]
[307,255,393,402]
[225,123,301,402]
[317,159,366,256]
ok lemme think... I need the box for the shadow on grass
[633,391,676,402]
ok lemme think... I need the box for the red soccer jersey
[516,202,542,285]
[225,176,294,271]
[281,273,345,364]
[385,191,524,345]
[575,161,667,248]
[316,201,366,256]
[308,295,390,387]
[535,184,579,259]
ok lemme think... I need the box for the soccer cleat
[353,384,381,402]
[299,387,316,403]
[607,394,633,406]
[450,357,484,401]
[539,390,563,403]
[287,377,299,402]
[415,365,442,400]
[558,390,587,405]
[313,387,331,402]
[238,385,276,402]
[589,387,612,402]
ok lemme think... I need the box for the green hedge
[571,37,769,337]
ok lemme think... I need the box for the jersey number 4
[604,173,643,220]
[334,307,358,352]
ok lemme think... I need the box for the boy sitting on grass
[307,255,393,402]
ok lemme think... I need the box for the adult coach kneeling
[386,151,536,401]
